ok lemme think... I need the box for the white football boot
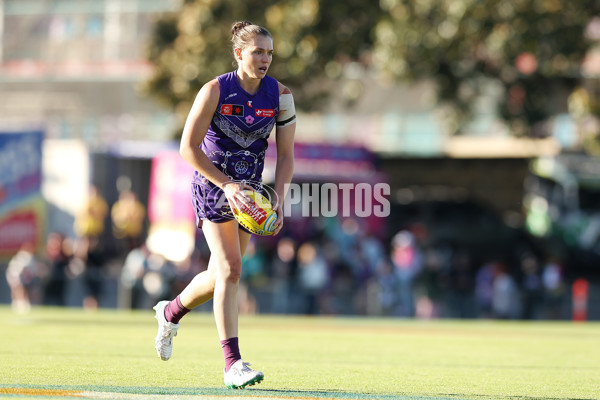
[223,359,264,389]
[153,300,179,361]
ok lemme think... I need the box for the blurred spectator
[142,252,175,308]
[119,242,175,309]
[240,240,268,314]
[324,239,356,315]
[238,283,258,315]
[6,242,43,313]
[358,231,386,275]
[111,189,146,251]
[297,241,329,314]
[326,218,361,271]
[446,249,476,318]
[414,246,445,319]
[375,259,400,316]
[491,262,521,319]
[78,238,107,310]
[270,237,296,314]
[390,230,423,317]
[71,185,110,309]
[242,240,268,285]
[120,243,152,309]
[475,261,496,318]
[519,253,543,320]
[541,258,566,319]
[43,232,73,306]
[329,262,356,315]
[73,185,109,242]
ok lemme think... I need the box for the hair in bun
[231,21,253,37]
[231,20,272,63]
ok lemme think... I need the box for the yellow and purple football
[233,190,278,235]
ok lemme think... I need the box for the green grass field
[1,306,598,400]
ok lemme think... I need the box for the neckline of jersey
[233,70,264,98]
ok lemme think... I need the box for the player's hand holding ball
[271,201,283,235]
[224,182,279,236]
[222,180,254,214]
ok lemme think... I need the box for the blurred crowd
[234,217,569,319]
[4,193,570,320]
[5,184,147,312]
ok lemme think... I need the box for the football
[233,190,278,235]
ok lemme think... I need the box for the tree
[142,0,382,136]
[373,0,600,136]
[144,0,600,139]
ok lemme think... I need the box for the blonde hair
[231,21,272,62]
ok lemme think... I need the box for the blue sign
[0,131,44,213]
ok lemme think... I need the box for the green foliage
[142,0,382,135]
[373,0,600,135]
[143,0,600,137]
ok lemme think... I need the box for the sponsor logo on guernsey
[247,100,253,108]
[221,104,244,116]
[255,109,275,117]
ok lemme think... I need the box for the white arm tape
[277,93,296,127]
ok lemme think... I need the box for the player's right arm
[179,80,251,210]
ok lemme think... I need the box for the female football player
[153,21,296,389]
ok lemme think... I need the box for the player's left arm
[272,82,296,235]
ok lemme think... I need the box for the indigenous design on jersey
[211,72,278,149]
[205,149,265,181]
[213,106,274,148]
[192,71,279,227]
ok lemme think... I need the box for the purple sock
[220,337,241,372]
[164,295,190,324]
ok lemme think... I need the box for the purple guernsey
[191,71,279,227]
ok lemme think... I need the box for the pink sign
[148,151,196,224]
[0,209,39,256]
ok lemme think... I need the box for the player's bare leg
[199,220,249,340]
[154,219,262,387]
[179,266,217,309]
[155,220,248,360]
[201,220,263,388]
[176,220,252,307]
[154,265,218,360]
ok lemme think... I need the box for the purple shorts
[191,177,263,234]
